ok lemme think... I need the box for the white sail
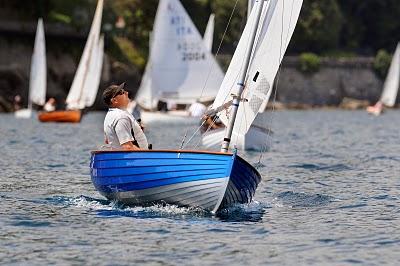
[203,13,215,52]
[66,0,103,110]
[212,0,302,140]
[248,0,256,18]
[16,18,47,119]
[136,0,224,110]
[83,35,104,107]
[380,42,400,107]
[30,18,47,107]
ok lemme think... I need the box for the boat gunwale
[91,149,233,156]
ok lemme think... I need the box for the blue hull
[90,150,261,212]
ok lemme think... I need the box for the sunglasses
[112,89,128,99]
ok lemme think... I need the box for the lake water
[1,110,399,265]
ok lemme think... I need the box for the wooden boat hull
[90,150,261,213]
[38,110,81,123]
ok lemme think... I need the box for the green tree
[290,0,343,54]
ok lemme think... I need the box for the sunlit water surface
[1,110,399,265]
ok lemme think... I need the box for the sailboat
[367,42,400,116]
[38,0,104,123]
[136,0,224,122]
[15,18,46,119]
[90,0,303,213]
[201,0,276,151]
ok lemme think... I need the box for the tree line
[2,0,400,58]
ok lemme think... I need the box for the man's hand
[121,142,140,150]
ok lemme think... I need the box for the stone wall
[276,57,383,107]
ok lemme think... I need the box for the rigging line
[259,0,289,163]
[181,118,208,149]
[197,0,241,104]
[193,115,220,149]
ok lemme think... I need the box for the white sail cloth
[29,18,47,107]
[136,0,224,110]
[66,0,103,110]
[212,0,303,139]
[380,42,400,107]
[203,14,215,52]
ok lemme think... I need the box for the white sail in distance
[212,0,303,140]
[380,42,400,107]
[203,13,215,52]
[83,35,104,107]
[66,0,103,110]
[136,0,224,110]
[29,18,47,107]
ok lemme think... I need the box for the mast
[221,0,265,152]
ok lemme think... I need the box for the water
[1,110,399,265]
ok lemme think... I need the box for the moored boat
[38,110,81,123]
[90,150,261,213]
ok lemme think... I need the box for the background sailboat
[15,18,46,119]
[38,0,104,123]
[367,42,400,115]
[136,0,224,121]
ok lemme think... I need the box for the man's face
[111,88,129,108]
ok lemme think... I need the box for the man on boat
[103,83,149,150]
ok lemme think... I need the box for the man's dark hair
[103,83,125,106]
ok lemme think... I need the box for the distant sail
[29,18,47,107]
[212,0,303,138]
[203,13,215,52]
[136,0,224,110]
[380,43,400,107]
[83,35,104,107]
[66,0,103,110]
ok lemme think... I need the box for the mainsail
[212,0,303,140]
[29,18,47,108]
[136,0,224,110]
[380,43,400,107]
[203,13,215,52]
[66,0,103,110]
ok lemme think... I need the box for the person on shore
[43,98,56,112]
[102,83,149,150]
[13,95,22,111]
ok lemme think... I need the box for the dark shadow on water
[274,191,334,208]
[216,202,266,222]
[288,163,351,171]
